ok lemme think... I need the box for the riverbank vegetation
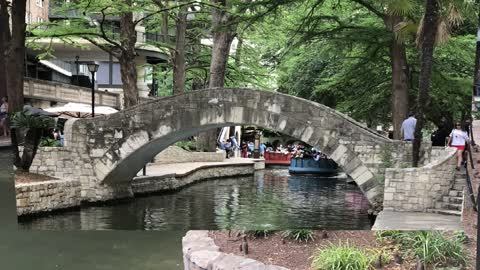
[212,230,472,270]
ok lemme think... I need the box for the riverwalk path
[136,158,259,177]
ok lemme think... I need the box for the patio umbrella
[44,102,118,118]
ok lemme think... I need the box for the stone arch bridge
[36,88,416,204]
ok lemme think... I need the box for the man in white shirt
[401,113,417,141]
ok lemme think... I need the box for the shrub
[376,230,468,267]
[39,137,62,147]
[175,140,197,151]
[311,242,382,270]
[281,229,315,243]
[245,230,274,239]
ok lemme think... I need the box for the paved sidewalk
[136,158,259,177]
[372,210,462,230]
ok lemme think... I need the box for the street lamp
[87,62,99,117]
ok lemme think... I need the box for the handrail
[468,142,475,169]
[465,157,477,212]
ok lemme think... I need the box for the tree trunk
[384,15,409,140]
[235,36,243,67]
[472,11,480,103]
[19,128,41,172]
[172,3,188,95]
[6,0,26,113]
[208,0,236,88]
[412,0,440,167]
[0,0,9,100]
[197,0,237,152]
[119,10,139,108]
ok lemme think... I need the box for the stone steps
[448,190,463,197]
[452,183,465,191]
[426,208,462,216]
[430,169,465,217]
[442,196,463,204]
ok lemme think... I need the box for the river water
[19,169,372,230]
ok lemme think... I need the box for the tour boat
[288,157,338,175]
[264,152,292,165]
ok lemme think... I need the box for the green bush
[39,137,62,147]
[245,230,275,239]
[376,231,467,267]
[311,243,383,270]
[281,229,315,243]
[175,140,197,151]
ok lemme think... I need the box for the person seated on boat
[259,143,266,157]
[241,142,248,158]
[224,139,233,159]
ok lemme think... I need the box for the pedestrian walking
[400,113,417,141]
[447,122,470,170]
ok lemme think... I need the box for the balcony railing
[23,77,122,109]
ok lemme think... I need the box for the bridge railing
[23,77,122,109]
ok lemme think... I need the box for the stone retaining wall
[28,147,78,180]
[383,147,457,212]
[182,231,288,270]
[132,164,254,194]
[154,146,224,164]
[16,179,81,215]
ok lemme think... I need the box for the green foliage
[379,144,394,169]
[376,230,468,267]
[281,229,315,243]
[245,230,274,239]
[311,242,390,270]
[39,138,62,147]
[10,112,55,130]
[175,140,197,151]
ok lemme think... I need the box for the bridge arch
[66,88,393,204]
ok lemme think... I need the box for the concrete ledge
[132,163,255,195]
[16,179,81,216]
[154,146,225,164]
[372,210,462,230]
[182,231,289,270]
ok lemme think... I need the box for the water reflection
[19,169,372,230]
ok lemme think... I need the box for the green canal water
[0,149,185,270]
[19,169,372,230]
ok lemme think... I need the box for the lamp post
[87,62,99,117]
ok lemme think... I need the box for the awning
[39,60,72,77]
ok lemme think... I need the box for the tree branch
[98,6,122,50]
[349,0,384,18]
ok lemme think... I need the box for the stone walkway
[136,158,259,177]
[372,210,462,230]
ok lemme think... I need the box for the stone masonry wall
[183,231,288,270]
[154,146,224,164]
[383,147,457,212]
[29,147,78,180]
[132,164,254,194]
[16,179,81,215]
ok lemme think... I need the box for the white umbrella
[44,102,118,118]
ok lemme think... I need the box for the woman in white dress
[447,122,470,170]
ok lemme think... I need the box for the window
[37,17,44,23]
[36,0,43,8]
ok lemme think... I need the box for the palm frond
[10,112,55,129]
[385,0,415,16]
[446,2,463,27]
[435,18,451,45]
